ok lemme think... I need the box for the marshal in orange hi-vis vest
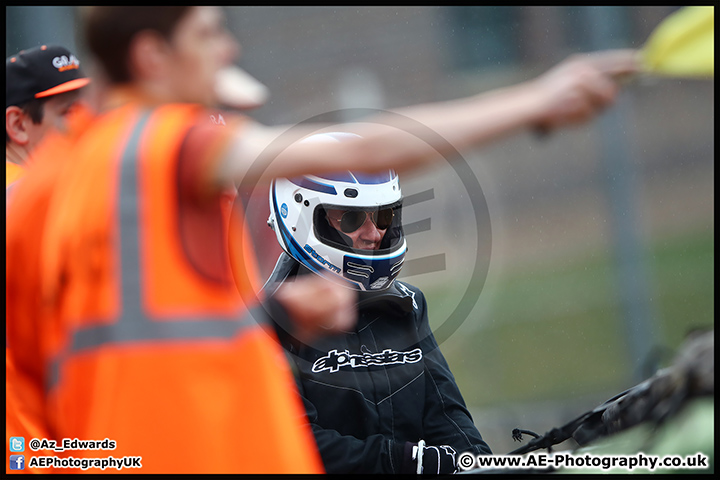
[6,101,324,474]
[6,109,94,474]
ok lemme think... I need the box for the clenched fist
[273,274,358,340]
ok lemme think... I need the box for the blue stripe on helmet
[272,187,321,273]
[288,176,337,195]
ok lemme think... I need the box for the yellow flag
[642,6,714,77]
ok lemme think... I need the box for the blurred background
[7,6,713,455]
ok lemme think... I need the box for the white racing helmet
[268,132,406,291]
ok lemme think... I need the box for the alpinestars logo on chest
[312,346,423,373]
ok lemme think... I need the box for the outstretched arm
[211,49,639,189]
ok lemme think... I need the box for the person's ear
[6,106,30,145]
[127,29,172,81]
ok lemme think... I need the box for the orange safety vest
[6,162,27,472]
[10,102,323,474]
[6,160,24,188]
[6,111,93,474]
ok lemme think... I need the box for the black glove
[402,440,458,474]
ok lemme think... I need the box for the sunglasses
[328,208,395,233]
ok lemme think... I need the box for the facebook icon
[9,455,25,470]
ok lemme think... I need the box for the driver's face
[326,209,387,250]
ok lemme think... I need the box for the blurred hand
[273,274,357,340]
[529,49,640,131]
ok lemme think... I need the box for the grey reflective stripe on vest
[47,110,264,391]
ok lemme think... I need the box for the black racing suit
[264,253,492,473]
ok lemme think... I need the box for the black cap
[6,44,91,108]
